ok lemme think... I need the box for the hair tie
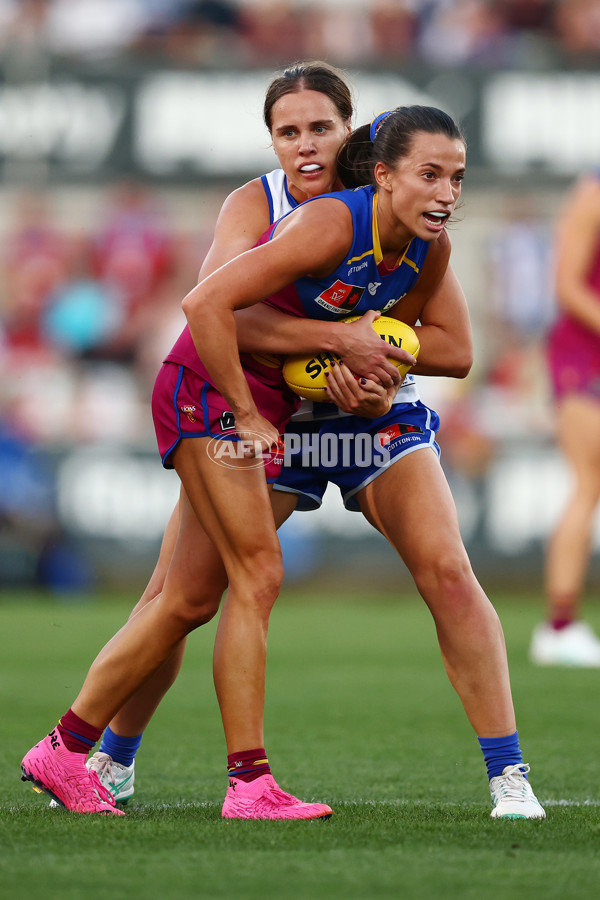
[369,110,392,142]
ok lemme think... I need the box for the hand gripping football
[282,315,420,402]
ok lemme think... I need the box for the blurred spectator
[554,0,600,57]
[468,195,555,449]
[0,183,182,450]
[0,191,73,354]
[487,196,555,338]
[418,0,511,68]
[142,0,244,66]
[238,1,308,65]
[0,418,93,592]
[42,243,124,359]
[303,0,374,65]
[504,0,557,32]
[369,0,418,63]
[87,180,175,365]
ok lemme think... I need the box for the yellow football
[282,315,420,402]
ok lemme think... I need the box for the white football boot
[489,764,545,819]
[86,751,135,803]
[530,621,600,667]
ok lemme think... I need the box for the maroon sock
[227,748,271,783]
[551,618,574,631]
[56,708,102,754]
[549,592,577,630]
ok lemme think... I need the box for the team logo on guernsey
[315,280,364,314]
[378,423,424,446]
[180,405,198,423]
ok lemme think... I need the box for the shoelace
[267,785,302,806]
[89,752,114,779]
[249,791,310,817]
[494,763,531,799]
[232,782,301,811]
[88,770,116,806]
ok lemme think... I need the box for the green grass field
[1,588,599,900]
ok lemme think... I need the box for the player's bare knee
[167,585,223,632]
[247,564,284,613]
[415,551,474,603]
[230,550,284,614]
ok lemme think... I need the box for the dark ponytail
[336,123,373,189]
[337,105,465,189]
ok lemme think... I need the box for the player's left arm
[386,233,473,378]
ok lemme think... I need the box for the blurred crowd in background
[0,183,200,449]
[0,0,598,69]
[0,0,598,593]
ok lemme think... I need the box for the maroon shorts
[152,362,297,477]
[547,317,600,401]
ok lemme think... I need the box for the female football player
[22,69,543,821]
[530,170,600,666]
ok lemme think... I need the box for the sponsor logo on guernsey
[382,292,406,312]
[314,280,364,314]
[348,259,369,276]
[368,281,381,295]
[378,423,424,447]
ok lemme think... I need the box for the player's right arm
[181,197,355,446]
[198,185,409,385]
[235,304,413,386]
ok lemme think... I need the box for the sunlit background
[1,0,599,595]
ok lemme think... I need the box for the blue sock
[99,726,143,767]
[478,731,525,780]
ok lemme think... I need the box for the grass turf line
[1,590,599,899]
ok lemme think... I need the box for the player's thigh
[163,488,227,592]
[172,436,282,576]
[270,488,298,529]
[357,447,466,568]
[556,394,600,481]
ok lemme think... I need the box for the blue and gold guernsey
[258,181,425,418]
[261,184,428,323]
[165,174,424,419]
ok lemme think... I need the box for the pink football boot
[222,773,332,820]
[21,729,124,815]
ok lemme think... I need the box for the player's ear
[374,162,392,192]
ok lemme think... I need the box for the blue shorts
[274,400,440,512]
